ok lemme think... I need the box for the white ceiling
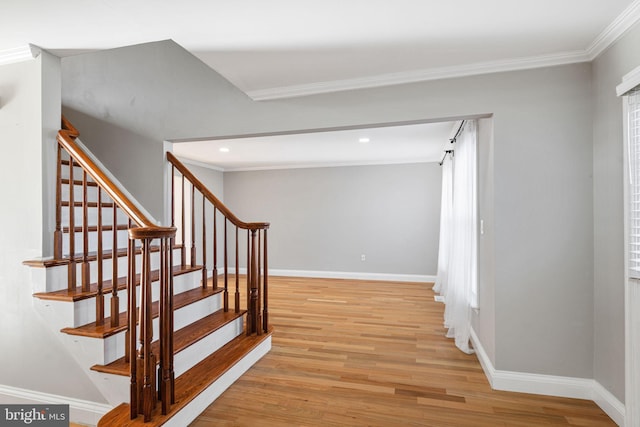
[173,121,457,171]
[2,0,638,169]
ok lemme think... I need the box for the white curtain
[435,120,478,354]
[433,154,453,296]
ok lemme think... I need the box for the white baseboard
[269,269,435,283]
[0,384,112,426]
[469,328,625,426]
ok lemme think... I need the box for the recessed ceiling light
[359,137,370,143]
[219,147,230,153]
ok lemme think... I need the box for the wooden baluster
[128,236,138,419]
[171,165,176,268]
[246,230,251,336]
[263,229,269,333]
[248,230,259,335]
[111,204,119,327]
[138,238,156,422]
[256,230,262,336]
[54,145,62,259]
[212,208,218,289]
[158,236,170,414]
[68,156,76,290]
[191,183,196,267]
[96,188,104,324]
[223,219,229,312]
[168,236,175,405]
[202,195,207,288]
[235,227,239,313]
[180,175,186,267]
[81,171,90,292]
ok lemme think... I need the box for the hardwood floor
[191,276,615,426]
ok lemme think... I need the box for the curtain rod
[439,150,453,166]
[449,120,465,143]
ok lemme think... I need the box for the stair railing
[167,152,270,335]
[56,117,176,422]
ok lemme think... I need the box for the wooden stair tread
[62,224,129,233]
[61,201,116,208]
[97,329,273,427]
[24,244,185,269]
[91,309,247,376]
[61,178,98,187]
[33,264,201,302]
[60,285,222,339]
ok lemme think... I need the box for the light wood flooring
[191,276,615,426]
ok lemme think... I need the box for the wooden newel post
[128,226,176,422]
[248,230,259,335]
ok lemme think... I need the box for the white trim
[617,64,640,96]
[246,1,640,101]
[0,44,41,67]
[175,155,225,172]
[588,0,640,61]
[165,336,271,427]
[221,158,434,172]
[593,382,627,427]
[268,268,435,283]
[0,384,112,426]
[247,50,589,100]
[469,328,625,426]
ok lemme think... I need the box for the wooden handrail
[168,150,270,336]
[58,127,158,230]
[58,117,177,421]
[167,152,269,231]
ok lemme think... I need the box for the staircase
[24,118,271,426]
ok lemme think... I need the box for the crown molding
[247,50,590,101]
[0,44,41,67]
[587,0,640,59]
[175,156,225,172]
[248,1,640,101]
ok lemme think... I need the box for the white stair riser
[84,316,246,407]
[173,316,243,378]
[35,291,223,367]
[62,183,101,204]
[62,229,130,256]
[69,270,205,327]
[61,206,129,227]
[31,247,185,293]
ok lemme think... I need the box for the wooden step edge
[62,224,129,233]
[23,244,186,269]
[23,258,70,268]
[97,328,273,427]
[33,264,203,302]
[90,309,247,376]
[60,284,222,339]
[61,201,116,208]
[61,178,98,187]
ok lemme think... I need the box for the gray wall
[591,22,640,401]
[0,53,106,402]
[473,117,496,364]
[61,41,597,392]
[223,163,441,275]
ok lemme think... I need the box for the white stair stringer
[85,317,244,406]
[165,335,272,427]
[89,315,246,406]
